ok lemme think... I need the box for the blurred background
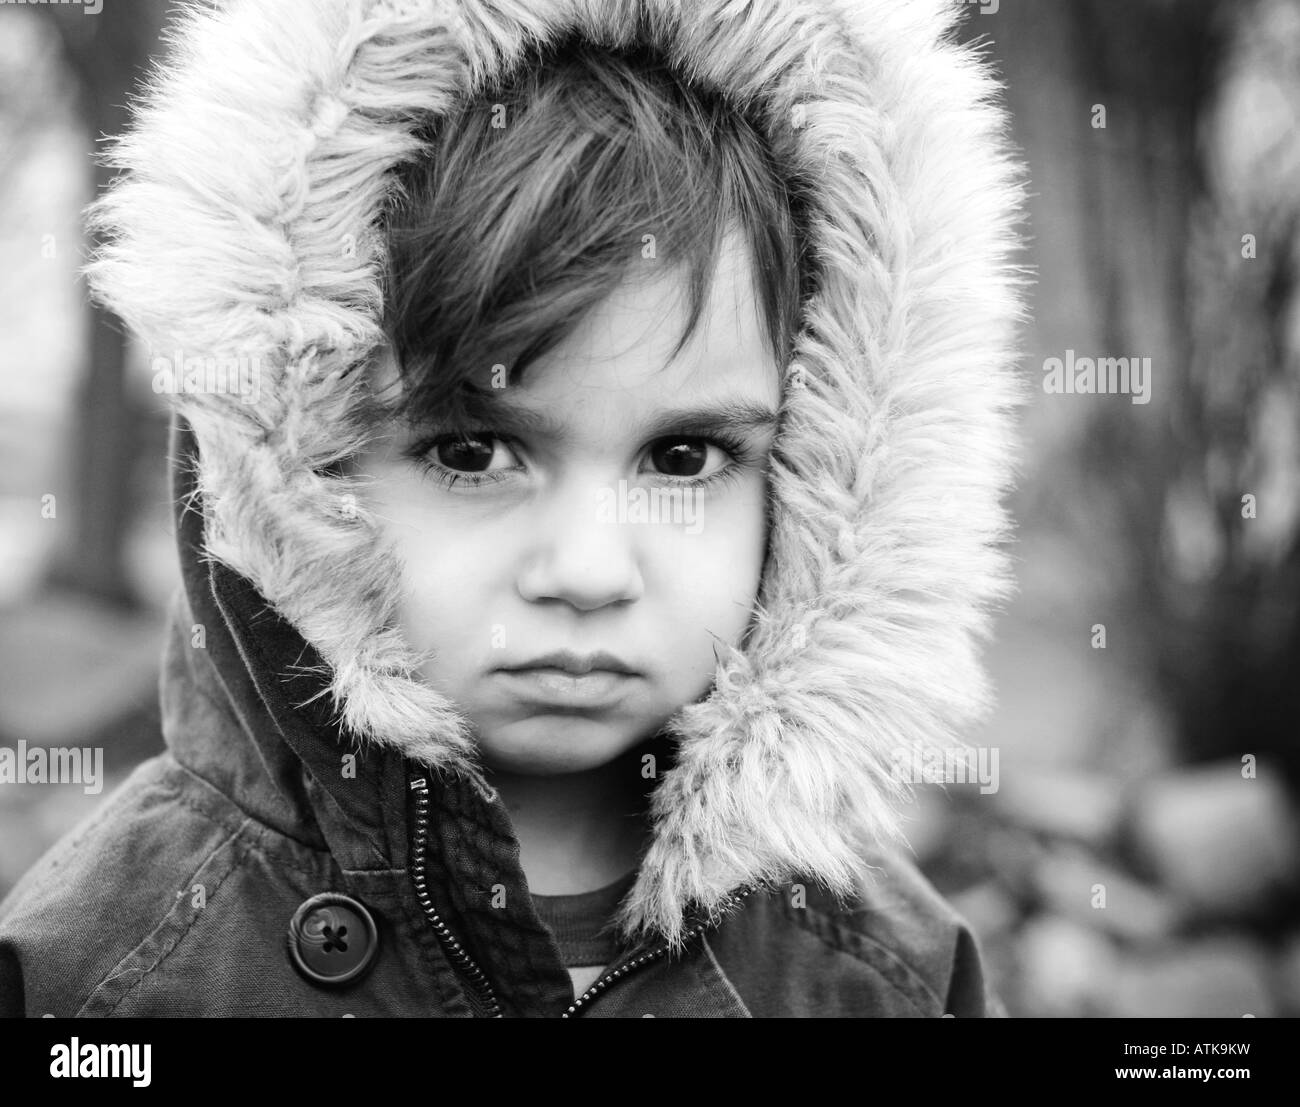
[1,0,1298,1017]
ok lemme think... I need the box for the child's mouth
[495,667,636,709]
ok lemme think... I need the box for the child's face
[357,231,781,775]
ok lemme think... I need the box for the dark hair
[380,35,810,425]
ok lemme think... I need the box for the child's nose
[514,482,645,611]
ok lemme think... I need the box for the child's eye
[642,435,743,487]
[404,430,759,491]
[435,434,515,473]
[406,431,521,488]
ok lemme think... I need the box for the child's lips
[494,667,636,708]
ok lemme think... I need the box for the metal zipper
[410,772,760,1019]
[562,884,761,1018]
[408,776,504,1018]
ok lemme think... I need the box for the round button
[287,892,379,986]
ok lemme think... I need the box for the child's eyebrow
[450,385,780,443]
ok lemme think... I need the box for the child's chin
[476,717,644,776]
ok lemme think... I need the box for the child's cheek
[366,473,499,655]
[653,482,768,644]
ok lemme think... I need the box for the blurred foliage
[1165,0,1300,782]
[1,1,169,607]
[1012,0,1300,787]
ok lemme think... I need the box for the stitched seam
[202,809,328,882]
[167,768,323,878]
[796,902,945,1009]
[144,762,254,838]
[793,914,934,1015]
[76,817,254,1017]
[98,826,250,1015]
[164,762,334,880]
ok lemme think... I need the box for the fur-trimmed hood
[85,0,1026,947]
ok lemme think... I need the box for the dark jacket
[0,0,1024,1017]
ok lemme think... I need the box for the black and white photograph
[0,0,1296,1058]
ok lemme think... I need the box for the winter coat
[0,0,1025,1017]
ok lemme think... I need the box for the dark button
[287,892,379,986]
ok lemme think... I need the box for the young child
[0,0,1025,1017]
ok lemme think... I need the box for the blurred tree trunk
[972,0,1300,786]
[40,2,168,607]
[1066,0,1300,786]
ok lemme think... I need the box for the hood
[84,0,1027,946]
